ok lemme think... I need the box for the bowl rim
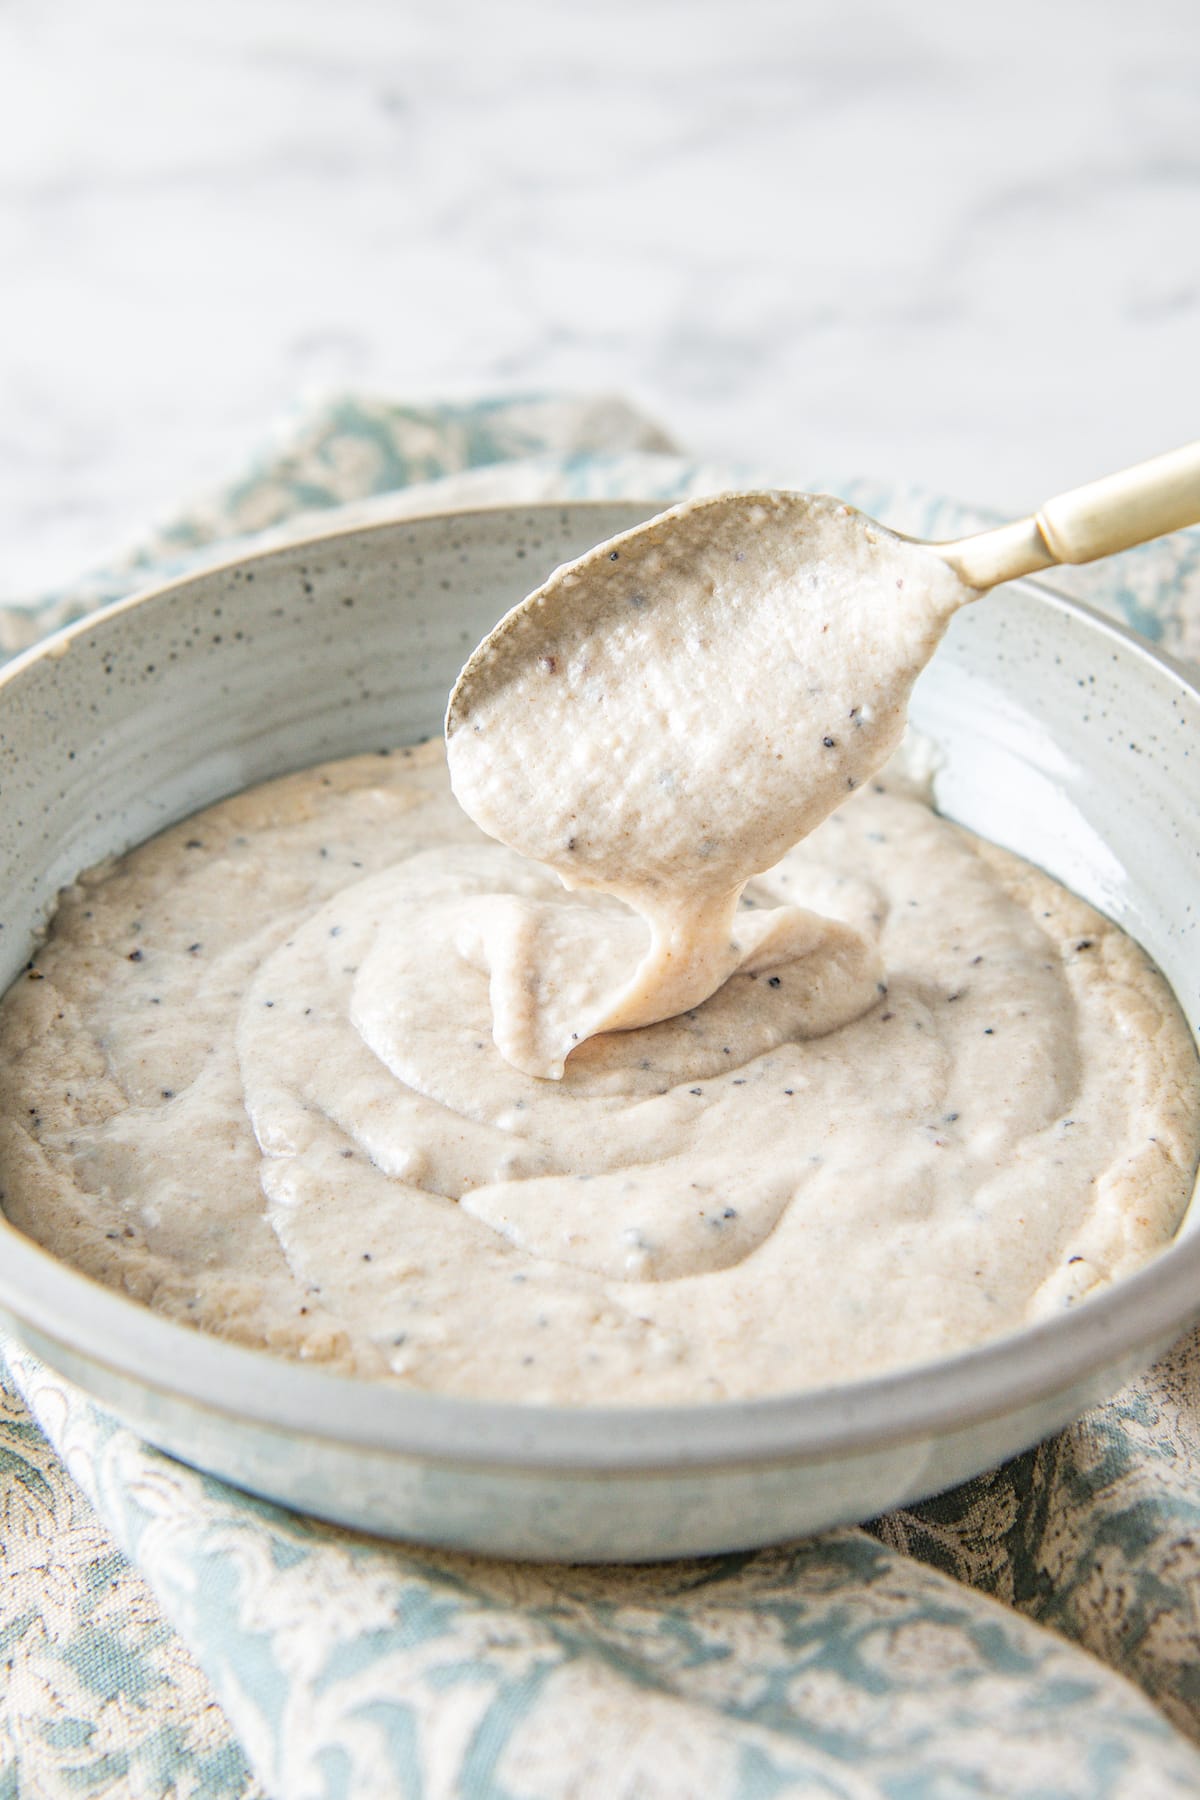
[0,500,1197,1476]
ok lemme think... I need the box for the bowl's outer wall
[0,502,1196,1559]
[1,1304,1179,1560]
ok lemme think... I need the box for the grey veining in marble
[1,0,1198,597]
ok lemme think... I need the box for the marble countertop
[2,0,1197,600]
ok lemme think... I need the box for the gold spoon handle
[935,440,1200,589]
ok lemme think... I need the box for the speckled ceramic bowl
[0,502,1196,1561]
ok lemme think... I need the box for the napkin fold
[2,393,1199,1800]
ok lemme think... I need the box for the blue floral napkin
[2,394,1199,1800]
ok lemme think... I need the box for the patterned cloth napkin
[2,395,1200,1800]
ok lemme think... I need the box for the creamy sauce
[0,493,1196,1402]
[0,741,1194,1403]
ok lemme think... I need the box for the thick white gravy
[0,497,1196,1403]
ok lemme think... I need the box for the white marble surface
[2,0,1198,599]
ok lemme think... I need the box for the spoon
[450,439,1200,740]
[444,442,1200,1061]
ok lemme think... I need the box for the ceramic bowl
[0,501,1196,1562]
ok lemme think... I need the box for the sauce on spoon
[447,491,975,1075]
